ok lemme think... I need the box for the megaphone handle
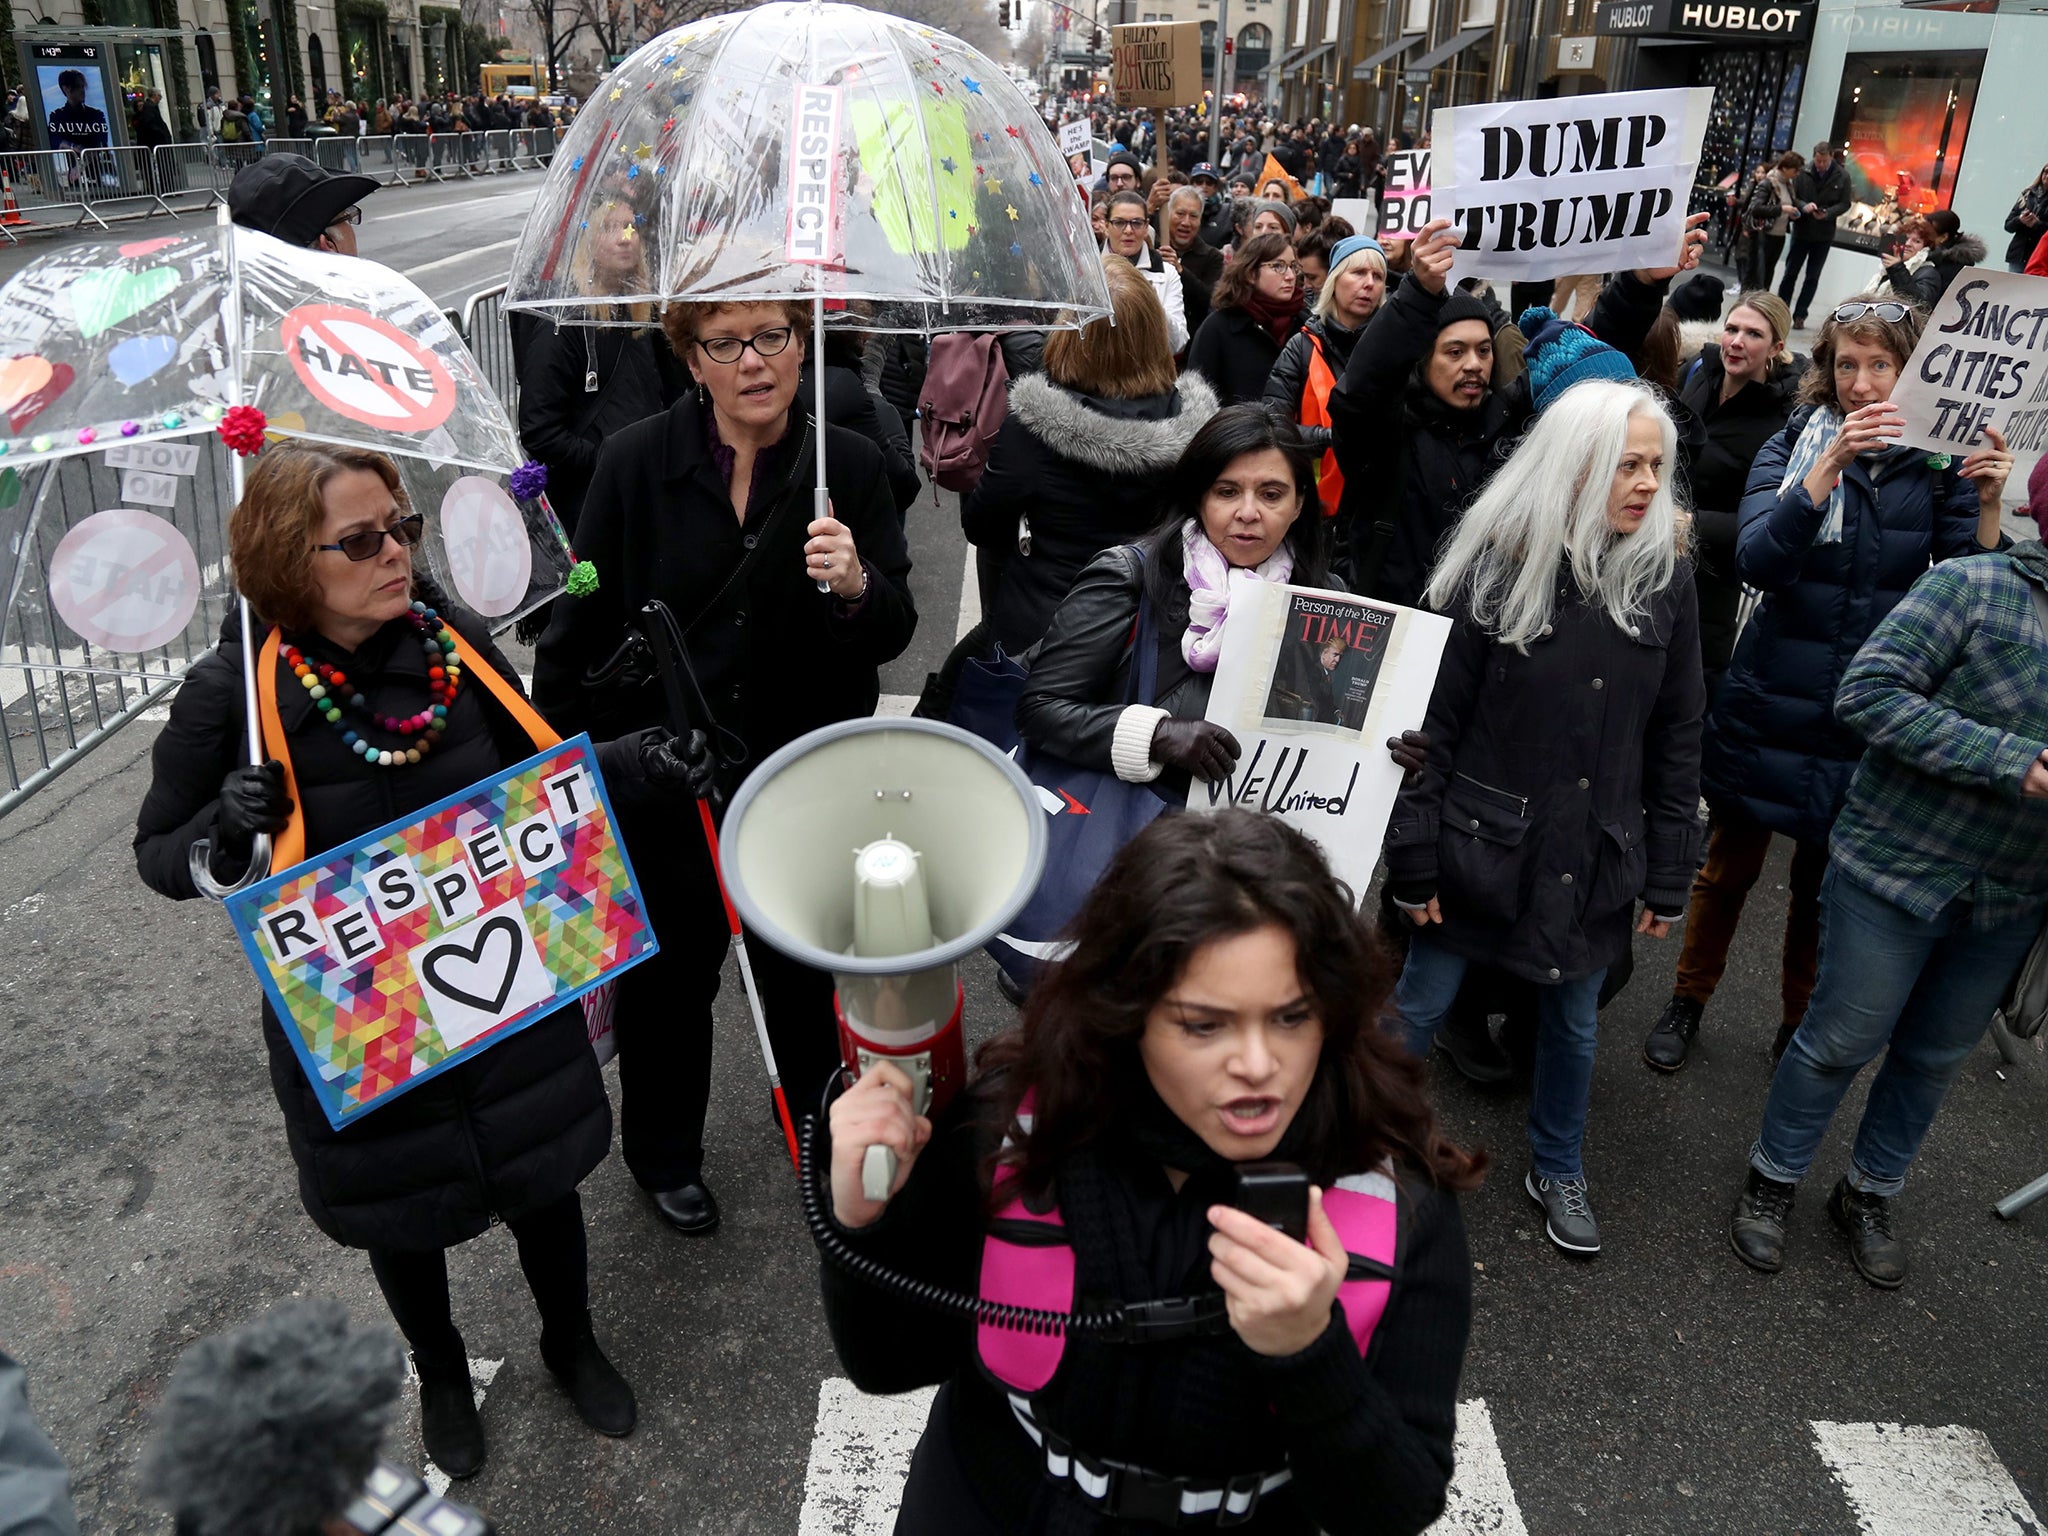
[862,1143,898,1203]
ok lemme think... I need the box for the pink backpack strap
[1323,1167,1401,1359]
[976,1094,1074,1393]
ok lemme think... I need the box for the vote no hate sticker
[47,508,201,653]
[280,304,457,433]
[440,476,532,619]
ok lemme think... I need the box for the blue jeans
[1749,867,2040,1196]
[1393,933,1606,1182]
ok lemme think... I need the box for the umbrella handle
[814,294,831,594]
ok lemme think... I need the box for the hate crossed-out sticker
[440,477,532,618]
[47,509,202,653]
[280,304,457,434]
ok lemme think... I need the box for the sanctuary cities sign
[1431,86,1711,281]
[1889,269,2048,483]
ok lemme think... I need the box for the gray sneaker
[1525,1170,1601,1256]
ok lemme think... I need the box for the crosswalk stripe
[1432,1397,1529,1534]
[1810,1420,2042,1535]
[798,1378,937,1535]
[796,1380,1531,1533]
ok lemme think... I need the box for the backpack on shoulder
[918,332,1009,494]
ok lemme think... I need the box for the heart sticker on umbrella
[117,236,182,258]
[0,354,74,434]
[70,266,180,339]
[108,335,179,387]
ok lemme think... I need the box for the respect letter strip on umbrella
[226,736,658,1130]
[788,82,844,265]
[1431,86,1711,282]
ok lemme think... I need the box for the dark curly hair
[977,809,1486,1205]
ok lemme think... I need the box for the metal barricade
[460,283,519,418]
[509,128,541,169]
[484,129,516,174]
[147,142,228,214]
[0,449,240,819]
[259,136,314,158]
[0,145,167,231]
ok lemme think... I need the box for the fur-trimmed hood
[1935,231,1990,269]
[1005,372,1220,475]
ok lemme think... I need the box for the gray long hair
[1423,379,1686,650]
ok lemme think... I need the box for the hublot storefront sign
[1594,0,1814,40]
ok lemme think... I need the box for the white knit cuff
[1110,705,1171,783]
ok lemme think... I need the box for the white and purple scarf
[1180,517,1295,673]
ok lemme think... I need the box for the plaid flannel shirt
[1830,545,2048,929]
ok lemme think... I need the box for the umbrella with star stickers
[501,0,1109,333]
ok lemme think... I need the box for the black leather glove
[1386,729,1433,784]
[216,760,293,856]
[601,727,719,802]
[1150,718,1241,782]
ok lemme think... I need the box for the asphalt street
[1,188,2045,1534]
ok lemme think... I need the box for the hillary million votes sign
[226,737,657,1130]
[1430,86,1711,281]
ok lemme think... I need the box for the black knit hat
[1435,291,1494,332]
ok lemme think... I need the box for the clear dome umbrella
[503,2,1114,592]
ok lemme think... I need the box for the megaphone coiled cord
[797,1111,1138,1340]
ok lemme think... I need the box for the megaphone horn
[719,719,1049,1199]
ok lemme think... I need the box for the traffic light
[1090,25,1102,50]
[999,0,1011,27]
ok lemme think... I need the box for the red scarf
[1238,290,1303,348]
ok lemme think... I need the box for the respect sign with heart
[225,736,657,1130]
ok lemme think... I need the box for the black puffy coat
[516,318,681,538]
[1675,344,1805,673]
[1879,233,1988,313]
[1788,159,1853,245]
[531,398,916,761]
[1326,272,1665,606]
[1176,236,1225,338]
[1700,405,1992,843]
[803,360,923,517]
[1016,543,1211,803]
[963,373,1219,653]
[1385,570,1705,984]
[133,605,611,1252]
[1186,304,1296,406]
[1265,312,1368,453]
[2005,185,2048,270]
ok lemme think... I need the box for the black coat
[1386,571,1705,984]
[1700,405,1990,843]
[531,398,916,764]
[1198,194,1237,254]
[1675,344,1805,673]
[133,606,611,1252]
[1788,160,1852,244]
[1327,272,1664,606]
[2004,186,2048,269]
[1016,544,1208,803]
[134,100,173,147]
[1186,304,1295,407]
[1879,232,1989,312]
[803,361,923,516]
[964,373,1219,654]
[1176,236,1225,337]
[1265,313,1367,453]
[516,318,680,538]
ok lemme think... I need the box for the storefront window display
[1827,48,1982,252]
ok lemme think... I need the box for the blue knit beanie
[1518,305,1637,415]
[1328,233,1385,273]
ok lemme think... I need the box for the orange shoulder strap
[253,625,561,877]
[1300,334,1345,519]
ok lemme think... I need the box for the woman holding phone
[817,810,1480,1536]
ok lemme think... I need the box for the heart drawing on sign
[0,355,74,435]
[117,236,182,257]
[420,914,525,1013]
[109,334,178,387]
[70,266,180,340]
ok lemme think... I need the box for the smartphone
[1231,1161,1309,1243]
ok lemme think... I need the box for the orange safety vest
[254,625,561,872]
[1301,331,1344,520]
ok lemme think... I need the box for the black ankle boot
[1436,998,1514,1084]
[1771,1019,1800,1062]
[413,1351,485,1479]
[1643,995,1704,1072]
[1729,1167,1795,1274]
[540,1316,637,1437]
[1827,1178,1907,1289]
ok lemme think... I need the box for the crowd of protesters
[73,91,2047,1536]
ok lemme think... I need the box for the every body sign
[1189,583,1451,898]
[1888,269,2048,484]
[1430,86,1711,281]
[227,737,657,1130]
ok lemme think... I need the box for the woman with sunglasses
[1692,299,2010,1070]
[136,444,654,1478]
[1186,233,1305,406]
[533,299,915,1241]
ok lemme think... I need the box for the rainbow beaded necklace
[285,600,461,769]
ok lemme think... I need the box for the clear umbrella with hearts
[0,216,571,885]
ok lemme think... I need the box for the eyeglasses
[1831,301,1910,324]
[314,512,425,561]
[328,205,363,229]
[696,327,794,365]
[1107,217,1149,232]
[1261,260,1302,276]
